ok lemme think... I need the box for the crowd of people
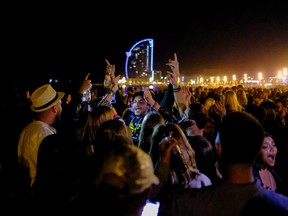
[1,53,288,215]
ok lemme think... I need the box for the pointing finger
[105,59,111,66]
[85,73,90,80]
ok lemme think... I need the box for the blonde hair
[225,90,244,113]
[78,105,115,143]
[237,89,248,107]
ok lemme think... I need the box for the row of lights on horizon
[118,67,287,87]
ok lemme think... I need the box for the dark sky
[4,3,288,87]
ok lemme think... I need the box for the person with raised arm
[154,112,288,216]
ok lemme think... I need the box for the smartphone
[141,200,160,216]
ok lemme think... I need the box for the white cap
[99,145,159,194]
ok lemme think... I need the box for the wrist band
[108,89,116,96]
[173,86,181,93]
[152,101,158,108]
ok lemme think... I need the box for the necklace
[129,116,144,134]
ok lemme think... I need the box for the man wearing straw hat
[18,84,65,186]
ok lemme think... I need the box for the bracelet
[107,89,116,96]
[173,86,181,93]
[152,101,158,108]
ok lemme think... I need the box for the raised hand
[111,74,121,93]
[105,59,115,76]
[182,86,192,103]
[104,59,115,88]
[166,53,180,76]
[143,87,154,105]
[167,71,179,86]
[214,101,226,118]
[79,72,92,94]
[114,74,121,85]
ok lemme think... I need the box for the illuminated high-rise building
[125,38,154,80]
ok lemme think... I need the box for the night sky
[4,3,288,88]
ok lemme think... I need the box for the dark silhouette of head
[187,102,208,129]
[219,112,264,165]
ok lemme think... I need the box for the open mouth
[267,154,276,163]
[134,107,142,112]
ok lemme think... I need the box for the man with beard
[17,84,65,187]
[125,91,152,145]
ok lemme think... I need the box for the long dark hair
[254,132,274,170]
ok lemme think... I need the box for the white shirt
[17,120,56,186]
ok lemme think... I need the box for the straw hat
[99,144,159,194]
[30,84,65,112]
